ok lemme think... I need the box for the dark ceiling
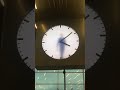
[35,0,85,21]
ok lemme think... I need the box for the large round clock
[42,25,79,59]
[16,5,106,70]
[85,5,106,70]
[17,9,35,71]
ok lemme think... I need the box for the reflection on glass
[35,69,85,90]
[66,73,83,84]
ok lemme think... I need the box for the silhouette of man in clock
[57,33,71,59]
[57,34,66,59]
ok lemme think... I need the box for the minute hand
[60,32,72,41]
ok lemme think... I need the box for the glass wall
[35,69,85,90]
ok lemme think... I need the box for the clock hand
[60,32,72,42]
[60,41,70,47]
[85,14,89,19]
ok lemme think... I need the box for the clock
[17,9,35,71]
[85,5,106,70]
[16,4,106,70]
[1,0,35,90]
[42,25,79,59]
[85,0,119,90]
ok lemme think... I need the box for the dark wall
[0,0,34,90]
[86,0,120,90]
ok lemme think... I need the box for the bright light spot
[44,73,46,76]
[37,77,39,79]
[35,3,37,9]
[41,24,46,32]
[71,87,73,89]
[66,74,69,77]
[39,85,41,88]
[73,74,80,79]
[69,78,71,80]
[35,24,37,29]
[77,80,81,82]
[0,0,5,6]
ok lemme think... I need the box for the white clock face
[17,9,35,71]
[42,25,79,59]
[85,5,106,70]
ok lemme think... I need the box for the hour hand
[60,41,70,47]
